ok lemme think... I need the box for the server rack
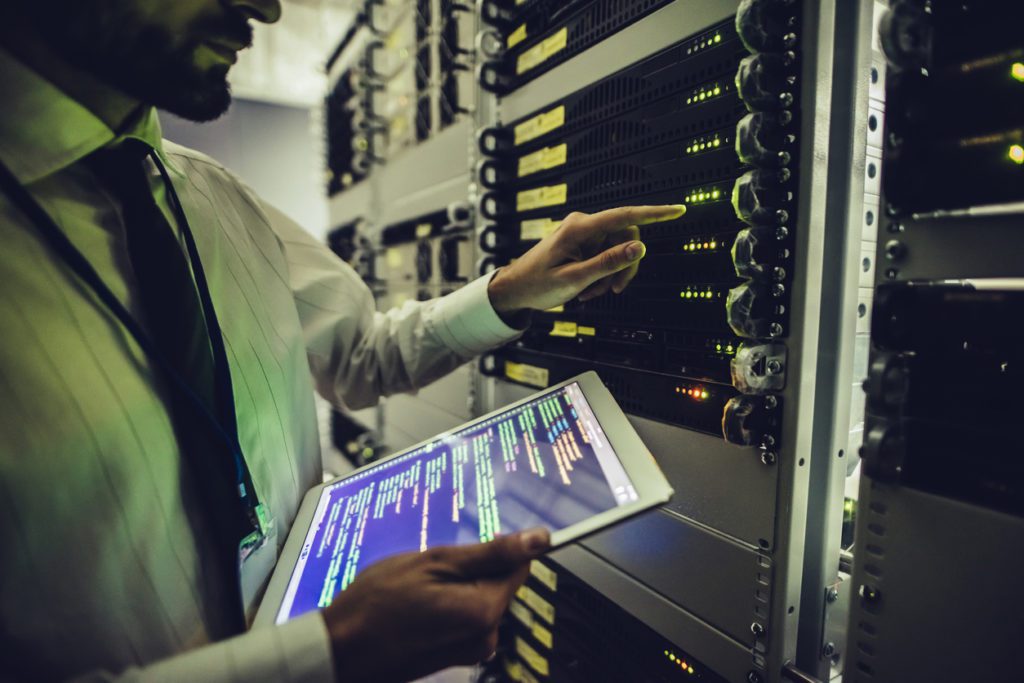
[844,2,1024,681]
[323,1,876,681]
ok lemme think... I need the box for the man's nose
[227,0,282,24]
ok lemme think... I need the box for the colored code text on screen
[277,382,636,622]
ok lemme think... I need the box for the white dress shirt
[0,48,521,682]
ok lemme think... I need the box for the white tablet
[254,371,672,627]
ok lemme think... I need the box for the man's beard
[20,0,252,122]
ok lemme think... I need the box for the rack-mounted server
[480,3,803,456]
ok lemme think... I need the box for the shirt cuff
[430,272,525,357]
[274,612,336,683]
[139,611,334,682]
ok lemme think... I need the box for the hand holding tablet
[323,528,551,683]
[255,372,672,679]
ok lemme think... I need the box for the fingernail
[521,527,551,554]
[671,204,687,216]
[626,241,645,260]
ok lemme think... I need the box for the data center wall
[846,2,1024,681]
[476,1,848,682]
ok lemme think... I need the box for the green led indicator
[1010,144,1024,165]
[1013,62,1024,83]
[714,33,722,43]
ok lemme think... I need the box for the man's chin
[151,70,233,122]
[158,86,233,122]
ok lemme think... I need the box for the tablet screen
[275,381,638,623]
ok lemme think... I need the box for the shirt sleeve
[55,613,334,683]
[262,203,524,410]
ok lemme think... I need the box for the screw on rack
[884,239,906,261]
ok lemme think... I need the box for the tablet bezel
[254,370,673,628]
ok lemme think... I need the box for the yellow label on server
[517,143,568,178]
[509,598,533,628]
[521,217,561,240]
[505,361,550,388]
[415,223,432,238]
[550,321,577,337]
[577,325,596,336]
[516,183,567,212]
[514,105,566,146]
[516,27,568,75]
[515,637,550,677]
[504,658,524,682]
[531,622,554,649]
[518,585,556,624]
[530,561,559,591]
[508,23,528,48]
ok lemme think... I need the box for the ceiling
[230,0,359,107]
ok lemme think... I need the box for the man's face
[19,0,281,121]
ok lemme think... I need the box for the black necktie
[88,140,250,635]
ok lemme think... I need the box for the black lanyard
[0,148,263,541]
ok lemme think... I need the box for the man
[0,0,685,681]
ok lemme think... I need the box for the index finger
[572,204,686,236]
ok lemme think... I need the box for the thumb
[561,240,646,289]
[444,528,551,578]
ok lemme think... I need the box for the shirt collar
[0,48,175,185]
